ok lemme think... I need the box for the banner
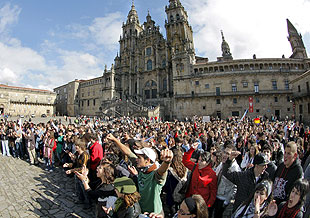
[249,96,254,113]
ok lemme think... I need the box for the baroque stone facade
[291,70,310,125]
[54,0,310,120]
[0,84,56,117]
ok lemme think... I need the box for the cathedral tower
[118,1,143,99]
[165,0,195,77]
[287,19,307,59]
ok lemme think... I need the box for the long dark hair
[170,148,187,178]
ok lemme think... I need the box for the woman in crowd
[241,142,258,170]
[232,180,273,218]
[163,148,188,216]
[75,160,117,216]
[267,179,309,218]
[146,194,209,218]
[102,176,141,218]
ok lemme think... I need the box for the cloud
[0,3,21,34]
[183,0,310,60]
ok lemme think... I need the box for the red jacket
[89,141,103,171]
[182,148,217,207]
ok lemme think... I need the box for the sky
[0,0,310,91]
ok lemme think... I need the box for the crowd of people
[1,115,310,218]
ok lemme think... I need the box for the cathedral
[55,0,310,121]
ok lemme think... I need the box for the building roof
[290,70,310,83]
[0,84,56,94]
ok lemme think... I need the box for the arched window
[176,14,180,20]
[147,60,152,71]
[170,15,174,22]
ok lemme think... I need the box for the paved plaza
[0,156,95,218]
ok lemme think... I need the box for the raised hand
[160,149,173,163]
[267,200,278,216]
[128,165,138,176]
[191,142,199,150]
[106,133,116,142]
[229,151,241,160]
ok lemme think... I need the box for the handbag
[178,163,197,195]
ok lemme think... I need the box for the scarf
[278,202,300,218]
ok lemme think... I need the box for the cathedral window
[205,84,209,89]
[147,60,152,71]
[163,79,167,91]
[176,14,180,20]
[152,89,157,98]
[170,15,174,22]
[243,82,248,88]
[145,90,150,99]
[146,47,151,56]
[162,59,166,68]
[195,81,199,85]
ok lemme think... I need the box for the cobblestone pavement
[0,156,95,218]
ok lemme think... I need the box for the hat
[114,177,137,194]
[134,147,157,163]
[253,153,270,166]
[257,180,272,197]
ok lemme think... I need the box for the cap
[134,147,157,162]
[257,180,272,197]
[253,153,270,166]
[114,177,137,194]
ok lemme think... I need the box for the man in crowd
[273,141,303,204]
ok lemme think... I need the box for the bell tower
[165,0,195,77]
[287,19,307,59]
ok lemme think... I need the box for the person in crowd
[211,143,241,218]
[102,176,141,218]
[232,180,273,218]
[24,127,38,165]
[43,131,56,171]
[241,142,259,170]
[182,141,217,208]
[223,152,270,212]
[267,179,309,218]
[146,195,209,218]
[14,124,23,159]
[107,133,173,215]
[163,148,188,216]
[1,123,10,156]
[262,144,277,180]
[86,132,104,188]
[273,141,303,205]
[64,139,91,209]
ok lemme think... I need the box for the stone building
[291,70,310,125]
[55,0,310,120]
[0,84,56,117]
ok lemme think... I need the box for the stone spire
[127,0,139,24]
[221,30,233,60]
[287,19,307,59]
